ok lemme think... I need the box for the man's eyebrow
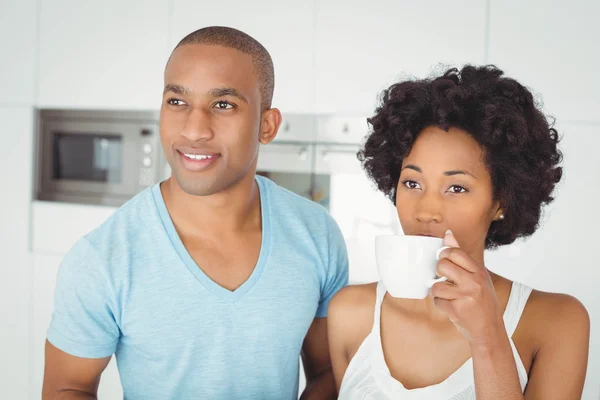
[163,83,190,95]
[207,87,248,103]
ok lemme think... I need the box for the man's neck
[160,173,261,238]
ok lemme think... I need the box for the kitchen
[1,0,599,398]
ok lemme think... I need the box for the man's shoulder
[258,175,335,226]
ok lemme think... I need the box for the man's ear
[259,108,282,145]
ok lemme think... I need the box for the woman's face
[396,126,503,259]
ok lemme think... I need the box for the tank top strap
[503,282,533,337]
[372,281,387,333]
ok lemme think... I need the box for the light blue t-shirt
[47,175,349,399]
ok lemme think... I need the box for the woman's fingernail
[445,229,452,236]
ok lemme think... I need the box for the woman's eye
[214,101,234,110]
[403,180,421,190]
[448,185,467,194]
[167,98,185,106]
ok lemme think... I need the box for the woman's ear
[493,204,505,221]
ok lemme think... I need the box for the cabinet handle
[342,124,349,134]
[299,147,308,161]
[283,122,291,132]
[322,148,358,161]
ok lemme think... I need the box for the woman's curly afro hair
[358,65,563,249]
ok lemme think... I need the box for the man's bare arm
[42,341,111,400]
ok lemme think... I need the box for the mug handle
[428,245,453,288]
[435,245,453,260]
[427,276,448,288]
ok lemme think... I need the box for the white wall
[0,0,36,105]
[486,123,600,399]
[483,3,600,397]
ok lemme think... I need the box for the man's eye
[448,185,467,194]
[214,101,234,110]
[167,98,185,106]
[403,180,421,190]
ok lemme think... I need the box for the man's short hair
[175,26,275,110]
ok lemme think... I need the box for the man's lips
[177,150,221,172]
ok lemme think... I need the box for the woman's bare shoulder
[329,283,378,317]
[328,283,379,341]
[520,285,590,344]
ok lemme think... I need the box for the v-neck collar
[152,176,272,302]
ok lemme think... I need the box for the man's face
[160,44,263,196]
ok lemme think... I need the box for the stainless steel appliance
[36,109,167,206]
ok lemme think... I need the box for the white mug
[375,235,449,299]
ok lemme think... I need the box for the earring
[499,213,505,220]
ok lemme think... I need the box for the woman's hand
[430,230,505,349]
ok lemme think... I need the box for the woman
[327,65,590,399]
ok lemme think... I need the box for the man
[43,26,348,399]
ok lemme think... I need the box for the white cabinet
[0,252,32,399]
[315,0,487,114]
[316,115,370,145]
[32,253,123,399]
[0,0,37,105]
[32,201,117,255]
[170,0,315,113]
[488,0,600,123]
[0,107,34,397]
[0,107,34,256]
[37,0,170,110]
[274,114,316,143]
[258,143,314,174]
[31,253,62,398]
[314,143,363,175]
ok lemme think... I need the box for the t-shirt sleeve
[316,217,349,318]
[47,237,120,358]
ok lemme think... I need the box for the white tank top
[339,281,532,399]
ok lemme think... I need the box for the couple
[42,27,589,399]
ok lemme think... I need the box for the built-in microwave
[36,109,168,206]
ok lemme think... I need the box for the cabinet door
[31,253,62,398]
[38,0,170,109]
[315,0,486,114]
[316,115,370,145]
[0,107,34,397]
[488,0,600,123]
[171,0,315,113]
[258,143,314,174]
[274,114,316,143]
[32,253,124,399]
[0,0,36,105]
